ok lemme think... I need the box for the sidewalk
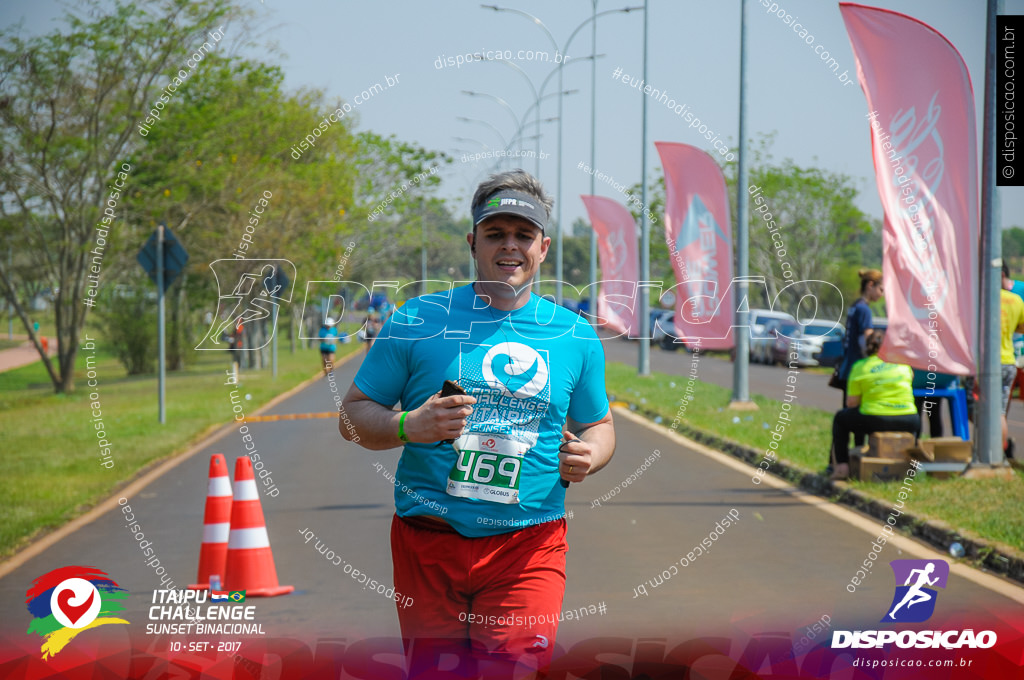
[0,338,54,373]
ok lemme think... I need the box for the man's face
[468,215,550,290]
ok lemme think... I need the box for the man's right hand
[405,391,476,443]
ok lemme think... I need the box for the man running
[318,317,338,376]
[340,169,615,677]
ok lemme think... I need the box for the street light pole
[638,0,650,376]
[589,0,599,322]
[481,4,642,307]
[731,0,754,408]
[421,204,428,296]
[971,0,1008,474]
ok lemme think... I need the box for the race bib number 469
[447,434,527,504]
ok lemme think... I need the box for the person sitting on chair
[830,331,919,480]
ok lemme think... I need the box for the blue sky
[6,0,1022,235]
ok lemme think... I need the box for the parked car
[652,311,691,351]
[791,321,844,367]
[751,319,800,365]
[815,317,887,367]
[753,318,844,367]
[814,326,845,368]
[746,309,797,362]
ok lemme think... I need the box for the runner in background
[228,321,243,382]
[363,306,381,351]
[318,317,338,376]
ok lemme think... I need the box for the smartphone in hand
[440,380,467,444]
[440,379,467,399]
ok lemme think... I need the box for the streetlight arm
[477,57,540,103]
[536,53,602,101]
[461,90,521,131]
[456,117,510,149]
[480,5,558,53]
[562,7,643,55]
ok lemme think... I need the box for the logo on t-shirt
[482,342,549,399]
[459,342,551,446]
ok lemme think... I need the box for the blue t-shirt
[1011,281,1024,345]
[1012,280,1024,302]
[353,284,610,537]
[840,298,872,380]
[319,325,338,352]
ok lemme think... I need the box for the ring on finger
[568,465,574,473]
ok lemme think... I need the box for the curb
[625,403,1024,587]
[0,350,361,581]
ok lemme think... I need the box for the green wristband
[398,411,410,442]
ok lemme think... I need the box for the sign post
[268,266,289,379]
[137,225,188,424]
[157,226,165,423]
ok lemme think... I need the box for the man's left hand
[558,430,592,484]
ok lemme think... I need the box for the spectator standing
[836,268,885,401]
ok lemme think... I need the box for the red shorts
[391,514,567,672]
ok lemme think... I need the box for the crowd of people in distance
[828,265,1024,480]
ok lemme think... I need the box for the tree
[93,281,157,375]
[1003,226,1024,261]
[123,56,359,368]
[343,132,450,283]
[0,0,236,392]
[743,157,871,315]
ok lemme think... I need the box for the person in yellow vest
[829,331,919,480]
[1000,263,1024,458]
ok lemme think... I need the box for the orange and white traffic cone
[222,456,294,597]
[188,453,232,591]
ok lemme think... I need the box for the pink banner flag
[841,3,977,374]
[656,141,734,350]
[581,195,640,337]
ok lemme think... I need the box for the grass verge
[0,338,360,560]
[605,362,1024,555]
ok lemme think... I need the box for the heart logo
[56,588,95,626]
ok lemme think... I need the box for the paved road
[2,351,1021,666]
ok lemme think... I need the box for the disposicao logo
[26,566,129,659]
[832,559,997,650]
[883,559,948,623]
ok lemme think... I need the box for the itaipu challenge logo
[25,566,129,659]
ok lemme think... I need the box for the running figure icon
[887,562,939,620]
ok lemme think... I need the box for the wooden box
[868,432,916,460]
[920,437,972,463]
[858,456,913,483]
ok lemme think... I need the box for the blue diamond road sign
[137,227,188,293]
